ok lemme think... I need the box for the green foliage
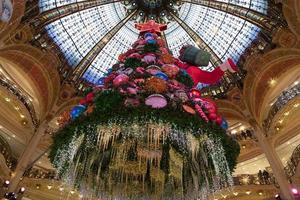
[175,70,194,88]
[50,90,239,172]
[144,43,159,53]
[124,57,143,69]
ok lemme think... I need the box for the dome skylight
[39,0,269,84]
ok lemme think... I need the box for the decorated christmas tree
[50,21,240,200]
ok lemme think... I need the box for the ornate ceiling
[36,0,279,85]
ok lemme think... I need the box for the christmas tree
[50,21,240,200]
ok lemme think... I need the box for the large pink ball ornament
[216,116,223,125]
[208,113,217,120]
[113,74,129,87]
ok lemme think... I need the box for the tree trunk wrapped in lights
[50,20,240,200]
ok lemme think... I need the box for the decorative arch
[243,48,300,124]
[0,44,61,120]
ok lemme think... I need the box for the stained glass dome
[38,0,269,84]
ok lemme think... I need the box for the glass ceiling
[39,0,268,84]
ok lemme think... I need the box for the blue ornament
[196,82,210,90]
[97,77,105,86]
[147,39,157,45]
[144,32,153,38]
[105,68,113,76]
[155,72,169,81]
[220,118,229,130]
[71,105,86,120]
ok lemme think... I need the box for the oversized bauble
[208,113,217,120]
[147,39,157,44]
[221,118,229,130]
[145,94,167,109]
[97,77,105,86]
[190,88,201,98]
[71,105,86,119]
[216,116,223,125]
[128,53,142,59]
[208,107,216,114]
[105,68,113,76]
[127,87,138,95]
[79,99,87,105]
[182,104,196,114]
[104,73,116,85]
[146,65,161,75]
[113,74,129,87]
[160,54,175,64]
[145,77,167,93]
[162,64,180,78]
[143,54,156,64]
[155,71,169,81]
[86,92,95,103]
[144,32,153,38]
[136,67,145,74]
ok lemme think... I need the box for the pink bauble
[143,54,156,64]
[79,99,87,105]
[113,74,129,87]
[127,87,138,95]
[145,94,168,109]
[86,92,95,103]
[216,116,223,125]
[208,113,217,120]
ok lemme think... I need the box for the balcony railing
[263,83,300,132]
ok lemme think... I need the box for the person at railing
[263,170,270,184]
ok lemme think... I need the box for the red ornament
[208,113,217,120]
[135,20,167,35]
[86,92,95,103]
[216,116,223,125]
[190,88,201,98]
[79,99,87,105]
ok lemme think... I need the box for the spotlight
[292,188,298,195]
[19,187,25,193]
[275,193,282,200]
[4,180,10,186]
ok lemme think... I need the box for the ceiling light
[278,119,283,124]
[233,192,238,196]
[20,114,25,118]
[14,106,20,110]
[292,188,298,195]
[245,191,251,195]
[259,192,263,196]
[268,78,277,87]
[231,130,237,134]
[0,125,3,129]
[70,190,75,194]
[59,187,64,192]
[5,97,10,102]
[242,145,246,149]
[47,185,53,190]
[12,134,16,138]
[294,81,299,85]
[20,187,25,193]
[294,103,299,108]
[284,112,289,116]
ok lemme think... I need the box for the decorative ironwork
[71,9,138,82]
[262,84,300,132]
[0,68,39,127]
[35,0,122,28]
[285,144,300,179]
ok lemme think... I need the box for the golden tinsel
[145,77,168,93]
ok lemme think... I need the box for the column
[249,119,295,200]
[8,121,48,192]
